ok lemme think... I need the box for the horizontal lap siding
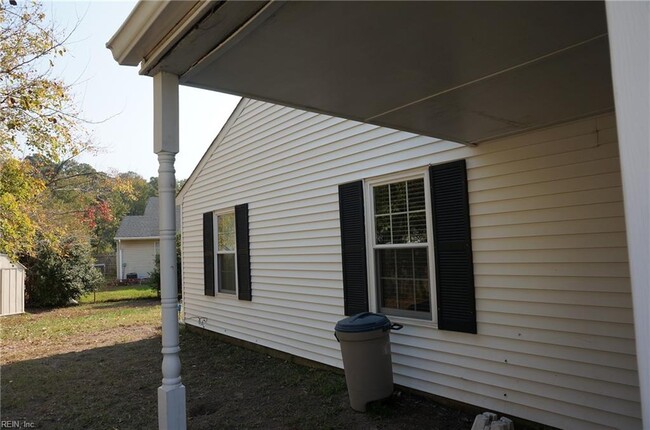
[121,240,157,279]
[181,99,640,430]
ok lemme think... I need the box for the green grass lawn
[79,283,158,304]
[0,300,160,362]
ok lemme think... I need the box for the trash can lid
[335,312,391,333]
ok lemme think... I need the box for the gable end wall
[119,239,158,279]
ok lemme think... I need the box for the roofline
[106,1,204,69]
[176,97,249,203]
[115,236,161,241]
[0,253,26,269]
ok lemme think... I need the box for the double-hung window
[340,160,476,332]
[215,211,236,294]
[369,173,433,320]
[203,204,251,300]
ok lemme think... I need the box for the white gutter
[106,1,200,68]
[140,1,219,76]
[114,236,161,241]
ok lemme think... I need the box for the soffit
[118,1,613,144]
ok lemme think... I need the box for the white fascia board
[114,236,160,241]
[106,1,199,69]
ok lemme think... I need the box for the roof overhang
[108,1,614,145]
[107,1,198,66]
[114,236,160,241]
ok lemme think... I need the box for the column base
[158,383,186,430]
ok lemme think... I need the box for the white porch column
[606,2,650,427]
[153,71,186,430]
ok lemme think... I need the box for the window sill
[385,314,438,331]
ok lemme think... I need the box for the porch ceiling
[111,1,614,145]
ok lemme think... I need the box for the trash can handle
[390,323,404,331]
[334,331,340,342]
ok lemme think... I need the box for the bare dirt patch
[1,300,482,429]
[1,324,161,363]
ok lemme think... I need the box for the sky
[45,1,241,180]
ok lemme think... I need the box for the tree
[0,1,87,162]
[176,178,187,193]
[0,1,98,260]
[147,176,158,195]
[27,159,155,256]
[147,176,187,196]
[0,157,44,259]
[121,171,155,215]
[0,2,151,308]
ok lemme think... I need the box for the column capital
[154,72,179,154]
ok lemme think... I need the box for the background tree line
[0,1,164,306]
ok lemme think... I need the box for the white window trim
[213,209,238,297]
[364,167,438,326]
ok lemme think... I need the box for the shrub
[148,234,182,298]
[23,237,104,307]
[149,254,161,297]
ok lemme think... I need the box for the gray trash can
[335,312,403,411]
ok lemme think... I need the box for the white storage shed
[0,254,25,316]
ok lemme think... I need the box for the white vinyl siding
[119,239,158,279]
[180,100,640,430]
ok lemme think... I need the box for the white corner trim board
[606,2,650,427]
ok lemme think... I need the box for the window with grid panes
[216,211,237,294]
[372,177,431,319]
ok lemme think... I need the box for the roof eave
[115,236,161,241]
[106,0,201,69]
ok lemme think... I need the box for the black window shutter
[338,181,369,316]
[429,160,477,334]
[235,204,252,301]
[203,212,215,296]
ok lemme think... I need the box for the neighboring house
[176,99,640,430]
[115,197,160,280]
[114,197,180,280]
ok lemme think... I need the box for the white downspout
[117,241,123,280]
[153,71,186,430]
